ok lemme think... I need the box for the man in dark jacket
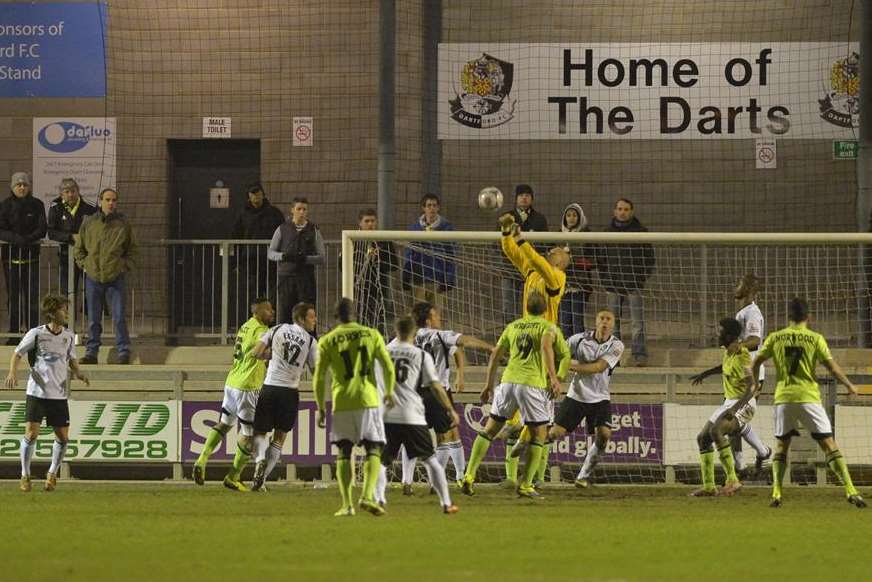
[596,198,655,366]
[355,208,398,336]
[231,184,284,324]
[47,178,97,302]
[402,193,456,314]
[0,172,47,343]
[499,184,549,323]
[267,197,325,325]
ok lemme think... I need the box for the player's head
[247,183,265,208]
[41,294,69,325]
[595,309,615,337]
[334,297,357,324]
[526,291,547,316]
[251,296,274,325]
[395,315,416,342]
[735,273,762,300]
[514,184,534,210]
[788,297,810,323]
[358,208,377,230]
[718,317,743,348]
[547,246,571,271]
[291,196,309,224]
[293,302,317,332]
[413,301,440,329]
[420,193,440,220]
[613,197,634,222]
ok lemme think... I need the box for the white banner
[439,43,859,139]
[32,117,116,206]
[0,400,179,462]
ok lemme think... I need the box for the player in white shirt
[398,301,493,492]
[4,295,89,492]
[249,302,318,491]
[548,309,624,488]
[691,274,771,474]
[375,316,460,514]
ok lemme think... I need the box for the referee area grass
[2,482,869,582]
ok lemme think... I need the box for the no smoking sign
[755,138,776,169]
[293,117,314,147]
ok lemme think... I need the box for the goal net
[344,230,872,488]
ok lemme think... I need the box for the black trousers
[276,274,316,325]
[4,258,40,334]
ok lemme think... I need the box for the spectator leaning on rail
[595,197,655,367]
[267,196,326,325]
[0,172,47,345]
[559,202,595,338]
[402,193,456,315]
[47,178,97,304]
[73,188,138,365]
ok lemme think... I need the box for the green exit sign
[833,140,859,160]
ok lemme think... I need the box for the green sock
[361,452,381,502]
[699,449,716,491]
[717,443,739,484]
[196,427,225,466]
[520,442,544,488]
[464,434,493,482]
[535,443,549,483]
[505,440,519,482]
[772,452,787,499]
[336,457,353,509]
[826,450,858,496]
[226,443,251,481]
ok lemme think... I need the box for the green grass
[2,481,869,582]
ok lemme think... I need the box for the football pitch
[2,482,869,582]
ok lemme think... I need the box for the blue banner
[0,2,107,97]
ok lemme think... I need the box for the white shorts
[330,407,386,445]
[220,385,260,437]
[709,397,757,428]
[775,402,833,439]
[491,383,552,425]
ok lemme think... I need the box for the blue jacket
[402,216,456,291]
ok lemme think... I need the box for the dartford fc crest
[449,53,515,129]
[819,51,860,128]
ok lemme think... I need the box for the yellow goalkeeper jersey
[501,234,566,324]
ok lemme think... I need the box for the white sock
[254,434,269,463]
[48,440,68,475]
[264,442,282,479]
[578,442,601,480]
[375,465,387,504]
[400,446,416,485]
[423,455,452,508]
[741,425,769,457]
[20,437,35,477]
[435,443,452,470]
[733,449,745,471]
[447,440,465,481]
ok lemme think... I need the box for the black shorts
[253,385,300,433]
[25,395,70,428]
[382,423,435,464]
[423,389,456,434]
[554,398,610,434]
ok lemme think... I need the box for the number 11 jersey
[260,323,318,388]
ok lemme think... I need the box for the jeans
[606,291,647,358]
[85,274,130,356]
[559,290,589,339]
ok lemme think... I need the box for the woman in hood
[559,202,594,338]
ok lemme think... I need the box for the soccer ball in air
[477,186,504,212]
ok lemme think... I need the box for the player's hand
[846,382,859,397]
[76,371,90,386]
[3,374,15,390]
[454,379,464,393]
[317,410,326,428]
[383,393,396,408]
[479,385,492,404]
[689,372,707,386]
[498,213,515,230]
[548,376,562,400]
[448,409,460,428]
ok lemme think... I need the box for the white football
[477,186,504,212]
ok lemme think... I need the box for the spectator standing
[499,184,549,321]
[0,172,47,344]
[47,178,96,304]
[267,197,325,325]
[559,202,594,337]
[402,194,456,315]
[73,188,138,364]
[355,208,398,336]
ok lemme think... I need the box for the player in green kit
[752,298,865,509]
[461,292,570,499]
[314,298,396,517]
[193,297,274,491]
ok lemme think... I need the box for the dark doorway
[167,139,261,338]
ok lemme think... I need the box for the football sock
[535,444,549,483]
[772,451,787,499]
[730,433,744,470]
[578,442,602,481]
[826,450,858,496]
[732,450,744,471]
[447,440,466,481]
[464,433,493,482]
[375,464,387,504]
[20,437,35,478]
[400,446,416,485]
[717,443,739,483]
[361,452,381,502]
[336,457,354,509]
[504,438,519,482]
[423,455,452,507]
[699,449,716,491]
[741,425,769,458]
[197,426,225,466]
[226,442,251,481]
[48,440,68,475]
[264,441,282,480]
[435,442,452,470]
[253,434,268,463]
[520,441,544,488]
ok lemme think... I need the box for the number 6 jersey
[260,323,318,388]
[385,338,440,425]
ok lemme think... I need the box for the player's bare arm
[428,380,459,427]
[4,351,21,389]
[542,330,562,399]
[453,349,466,393]
[69,359,90,386]
[690,364,723,385]
[570,359,610,375]
[751,354,769,392]
[482,344,506,404]
[252,340,271,360]
[726,369,755,418]
[822,358,858,396]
